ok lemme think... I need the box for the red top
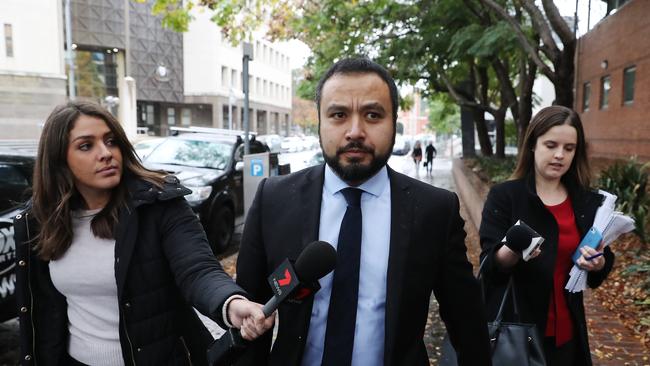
[544,197,580,346]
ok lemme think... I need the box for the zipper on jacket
[121,315,137,366]
[179,336,193,365]
[25,213,37,365]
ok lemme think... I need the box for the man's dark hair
[315,57,399,125]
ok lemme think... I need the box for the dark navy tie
[322,187,363,366]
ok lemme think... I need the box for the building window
[146,105,155,126]
[623,66,635,105]
[600,75,611,109]
[256,77,261,95]
[74,49,118,102]
[167,108,176,126]
[181,108,191,126]
[263,80,268,96]
[221,66,228,87]
[231,70,238,88]
[4,24,13,57]
[582,82,591,111]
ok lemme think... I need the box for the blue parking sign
[251,159,264,177]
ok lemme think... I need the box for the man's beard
[323,140,391,183]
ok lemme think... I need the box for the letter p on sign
[251,159,264,177]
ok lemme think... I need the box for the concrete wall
[0,0,67,139]
[0,0,65,76]
[575,0,650,159]
[0,74,67,138]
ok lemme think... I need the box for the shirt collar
[324,163,389,198]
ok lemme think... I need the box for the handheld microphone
[207,241,337,366]
[503,220,544,261]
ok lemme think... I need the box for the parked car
[392,134,411,155]
[257,134,283,153]
[281,136,304,153]
[0,142,36,213]
[0,141,37,322]
[133,137,165,160]
[304,151,325,167]
[142,131,269,253]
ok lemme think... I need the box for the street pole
[242,42,254,155]
[574,0,579,37]
[125,0,130,77]
[64,0,76,99]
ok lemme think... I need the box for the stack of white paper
[565,190,636,293]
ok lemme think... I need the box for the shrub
[597,158,649,244]
[474,156,517,184]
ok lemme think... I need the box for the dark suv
[0,141,37,322]
[141,129,270,254]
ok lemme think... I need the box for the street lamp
[242,42,254,154]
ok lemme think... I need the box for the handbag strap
[478,255,522,324]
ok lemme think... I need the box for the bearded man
[234,58,491,366]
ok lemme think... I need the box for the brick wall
[575,0,650,160]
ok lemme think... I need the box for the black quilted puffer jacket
[14,175,246,365]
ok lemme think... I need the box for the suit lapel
[300,165,325,251]
[384,169,413,365]
[296,165,325,348]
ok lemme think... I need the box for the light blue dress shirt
[301,164,391,366]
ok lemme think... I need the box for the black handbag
[487,276,546,366]
[439,259,546,366]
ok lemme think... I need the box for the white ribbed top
[49,208,125,366]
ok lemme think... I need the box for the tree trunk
[474,66,493,156]
[461,106,477,157]
[553,40,576,107]
[517,59,537,148]
[494,107,506,159]
[472,108,493,156]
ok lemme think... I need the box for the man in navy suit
[235,58,491,366]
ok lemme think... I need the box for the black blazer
[235,164,491,366]
[479,175,614,366]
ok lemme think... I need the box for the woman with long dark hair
[14,101,274,365]
[479,106,614,365]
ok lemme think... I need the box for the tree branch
[541,0,574,46]
[438,71,491,113]
[478,0,555,82]
[520,0,560,60]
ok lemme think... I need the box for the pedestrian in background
[14,101,274,366]
[425,141,437,176]
[479,105,614,366]
[235,57,491,366]
[412,140,423,174]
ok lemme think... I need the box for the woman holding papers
[13,101,273,365]
[479,106,614,366]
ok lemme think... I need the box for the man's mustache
[336,141,374,155]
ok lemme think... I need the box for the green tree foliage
[598,159,650,244]
[478,0,576,107]
[148,0,548,157]
[427,95,460,136]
